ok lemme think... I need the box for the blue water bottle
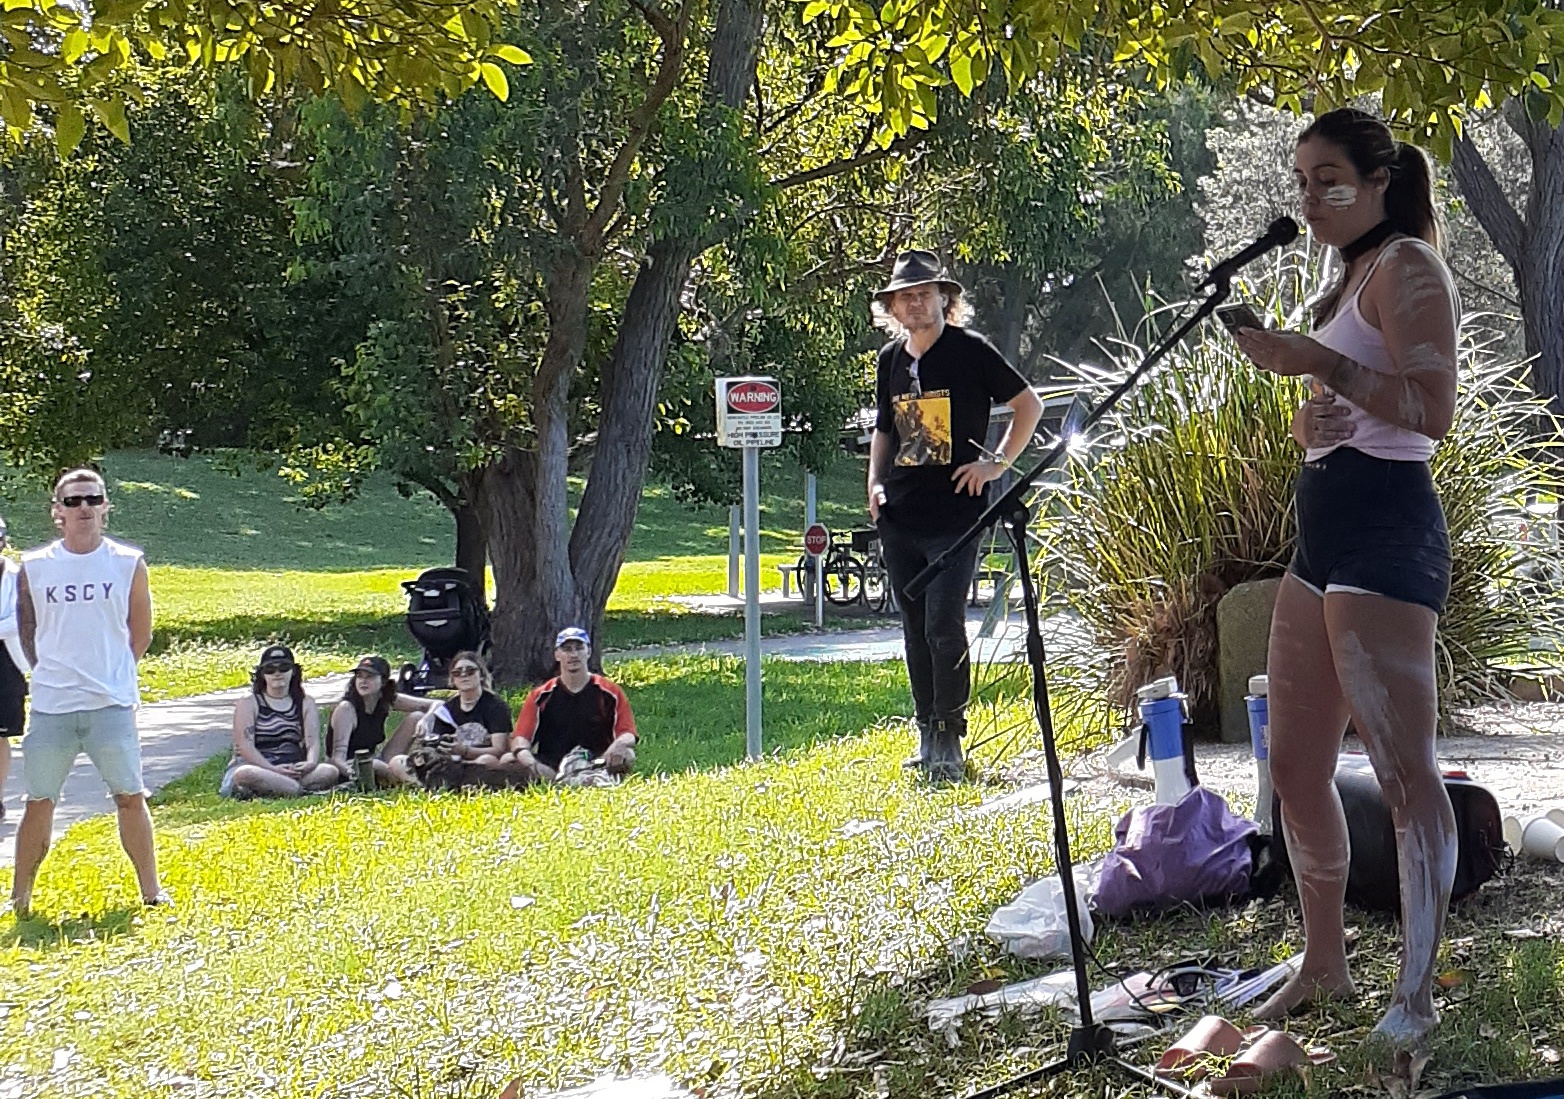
[1136,676,1190,805]
[1246,674,1273,832]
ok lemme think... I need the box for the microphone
[1198,217,1300,289]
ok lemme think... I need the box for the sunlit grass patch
[2,689,1560,1098]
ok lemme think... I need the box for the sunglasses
[58,494,107,509]
[450,665,480,677]
[260,663,293,675]
[354,668,383,680]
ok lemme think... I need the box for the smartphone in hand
[1215,302,1265,336]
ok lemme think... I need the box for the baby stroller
[399,567,492,694]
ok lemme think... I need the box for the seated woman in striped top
[221,645,339,798]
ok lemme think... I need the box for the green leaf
[490,43,531,65]
[479,61,509,101]
[55,100,84,156]
[951,51,974,95]
[88,95,128,142]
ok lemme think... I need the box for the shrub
[988,249,1564,740]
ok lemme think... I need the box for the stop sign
[803,523,830,557]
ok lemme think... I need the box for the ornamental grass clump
[1013,251,1564,739]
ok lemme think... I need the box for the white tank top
[22,537,144,713]
[1305,237,1458,464]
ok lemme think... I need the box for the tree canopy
[0,0,530,152]
[802,0,1564,156]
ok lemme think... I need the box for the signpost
[803,522,829,629]
[716,377,783,759]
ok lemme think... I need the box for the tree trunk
[994,266,1031,368]
[453,498,488,604]
[485,0,764,684]
[487,250,597,684]
[1451,114,1564,410]
[571,0,765,654]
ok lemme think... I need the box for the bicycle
[792,528,897,612]
[853,528,896,614]
[792,542,864,606]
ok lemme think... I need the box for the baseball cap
[258,644,296,668]
[355,654,392,678]
[555,627,591,648]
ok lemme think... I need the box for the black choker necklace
[1340,220,1396,263]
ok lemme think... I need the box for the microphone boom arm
[902,282,1234,601]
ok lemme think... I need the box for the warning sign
[716,376,782,449]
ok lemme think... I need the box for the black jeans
[876,511,979,729]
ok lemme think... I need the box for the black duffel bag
[1271,753,1505,914]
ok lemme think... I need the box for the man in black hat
[868,250,1043,780]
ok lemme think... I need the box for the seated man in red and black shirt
[509,627,637,779]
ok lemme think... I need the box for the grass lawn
[2,451,888,699]
[2,662,1560,1098]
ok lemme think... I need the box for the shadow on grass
[3,906,142,951]
[150,612,410,651]
[746,858,1564,1099]
[145,660,915,828]
[603,657,914,776]
[149,754,429,829]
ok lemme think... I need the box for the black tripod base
[967,1025,1202,1099]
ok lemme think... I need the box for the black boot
[926,717,966,783]
[902,718,935,770]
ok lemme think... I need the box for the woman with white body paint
[1231,107,1461,1050]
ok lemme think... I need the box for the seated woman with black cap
[222,645,340,798]
[327,654,437,786]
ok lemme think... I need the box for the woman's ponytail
[1386,142,1440,248]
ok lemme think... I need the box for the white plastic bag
[926,969,1077,1046]
[984,859,1099,959]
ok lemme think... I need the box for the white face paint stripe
[1322,185,1358,208]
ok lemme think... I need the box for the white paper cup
[1504,814,1525,852]
[1520,815,1564,862]
[1546,806,1564,828]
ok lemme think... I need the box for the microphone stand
[903,284,1233,1099]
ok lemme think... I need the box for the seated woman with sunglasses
[327,654,437,786]
[221,645,339,799]
[388,651,513,787]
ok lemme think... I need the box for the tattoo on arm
[1326,351,1439,435]
[16,569,36,667]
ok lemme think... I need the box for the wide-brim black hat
[874,249,965,301]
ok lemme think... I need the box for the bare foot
[1371,1003,1439,1049]
[1253,970,1356,1020]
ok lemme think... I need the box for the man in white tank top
[8,469,165,920]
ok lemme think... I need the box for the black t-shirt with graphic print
[429,690,513,750]
[873,325,1028,533]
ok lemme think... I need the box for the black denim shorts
[1290,446,1451,616]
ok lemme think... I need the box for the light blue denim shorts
[22,705,145,802]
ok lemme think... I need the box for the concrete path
[0,676,347,864]
[614,606,1087,664]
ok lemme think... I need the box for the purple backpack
[1093,787,1259,918]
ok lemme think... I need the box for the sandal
[1155,1015,1265,1081]
[1207,1028,1336,1096]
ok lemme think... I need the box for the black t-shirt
[874,325,1028,532]
[430,690,512,750]
[520,675,635,770]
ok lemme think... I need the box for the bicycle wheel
[824,555,866,606]
[862,562,891,614]
[792,554,811,599]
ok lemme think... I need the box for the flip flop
[1207,1029,1336,1096]
[1154,1015,1266,1081]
